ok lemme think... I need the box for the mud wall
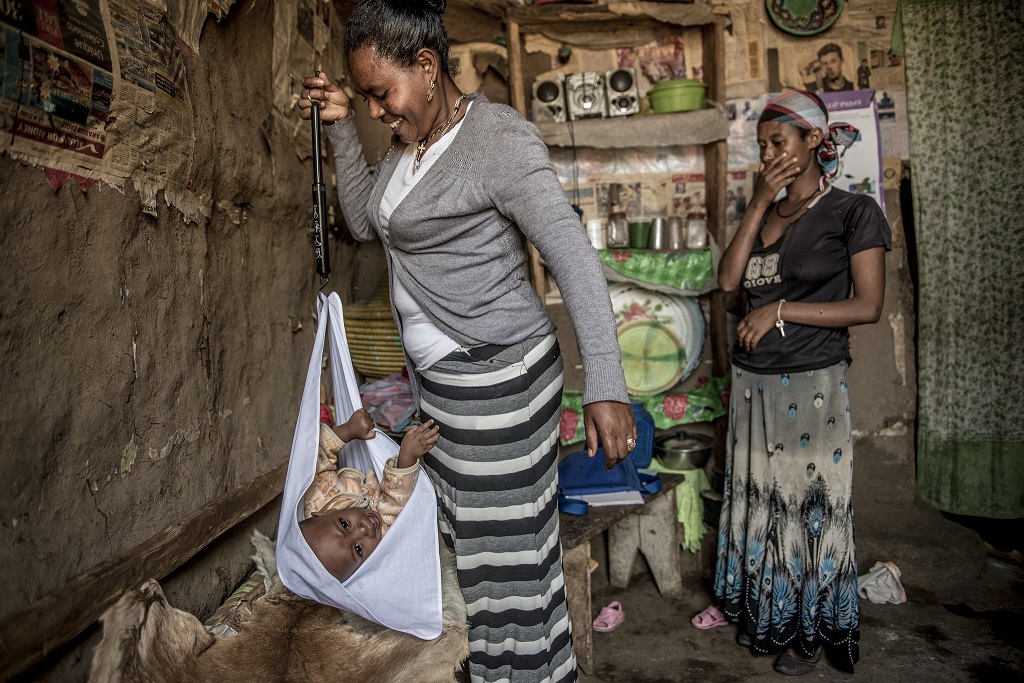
[848,190,917,508]
[0,4,382,681]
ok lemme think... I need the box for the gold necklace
[412,93,468,176]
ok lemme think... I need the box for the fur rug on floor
[89,534,469,683]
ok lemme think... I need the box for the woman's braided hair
[345,0,452,76]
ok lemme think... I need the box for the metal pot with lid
[654,431,714,471]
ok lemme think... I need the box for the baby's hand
[397,419,440,468]
[333,408,376,443]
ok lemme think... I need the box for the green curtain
[901,0,1024,518]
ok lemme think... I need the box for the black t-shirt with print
[731,188,892,374]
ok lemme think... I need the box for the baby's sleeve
[317,424,346,473]
[377,457,420,527]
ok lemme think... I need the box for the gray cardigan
[325,92,628,406]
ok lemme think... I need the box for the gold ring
[626,438,637,451]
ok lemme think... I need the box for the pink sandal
[592,601,625,632]
[691,605,728,629]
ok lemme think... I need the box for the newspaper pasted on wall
[1,0,209,222]
[272,0,345,159]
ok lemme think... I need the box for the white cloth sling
[276,292,443,639]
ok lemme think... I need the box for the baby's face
[300,507,384,582]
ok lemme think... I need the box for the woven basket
[344,275,406,380]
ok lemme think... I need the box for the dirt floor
[571,501,1024,682]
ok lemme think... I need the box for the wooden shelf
[536,105,728,149]
[505,11,731,473]
[506,2,715,34]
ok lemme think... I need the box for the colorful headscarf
[759,90,860,191]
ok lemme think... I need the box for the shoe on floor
[773,649,822,676]
[736,631,752,647]
[691,605,728,629]
[592,601,625,632]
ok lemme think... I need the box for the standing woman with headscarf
[698,90,891,676]
[297,1,636,682]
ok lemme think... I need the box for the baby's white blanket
[276,292,442,639]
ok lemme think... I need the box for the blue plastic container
[629,401,655,469]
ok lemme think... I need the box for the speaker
[565,72,607,121]
[605,67,640,117]
[531,78,566,123]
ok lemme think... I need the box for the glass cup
[606,212,630,248]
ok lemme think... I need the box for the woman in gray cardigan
[299,1,634,681]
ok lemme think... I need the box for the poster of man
[800,42,855,92]
[773,30,903,95]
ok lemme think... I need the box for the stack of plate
[344,276,406,380]
[608,283,705,396]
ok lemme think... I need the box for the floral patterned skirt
[713,362,860,672]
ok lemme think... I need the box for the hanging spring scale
[311,71,331,286]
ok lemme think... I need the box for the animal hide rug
[89,544,468,683]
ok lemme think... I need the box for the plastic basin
[648,79,707,114]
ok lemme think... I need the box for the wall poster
[0,0,207,220]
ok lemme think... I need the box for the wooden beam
[506,18,527,119]
[505,1,715,34]
[506,16,548,299]
[702,15,731,473]
[537,106,728,149]
[702,16,727,104]
[702,14,729,380]
[0,458,289,681]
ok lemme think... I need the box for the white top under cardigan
[379,103,472,371]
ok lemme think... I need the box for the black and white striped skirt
[418,333,576,683]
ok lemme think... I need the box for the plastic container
[647,78,707,114]
[585,218,605,249]
[686,212,708,249]
[628,220,652,249]
[629,401,656,469]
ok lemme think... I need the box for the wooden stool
[559,473,685,674]
[608,490,683,599]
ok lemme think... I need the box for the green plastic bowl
[647,78,707,114]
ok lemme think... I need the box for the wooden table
[559,473,685,674]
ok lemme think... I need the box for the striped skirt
[417,333,576,683]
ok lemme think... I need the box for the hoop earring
[427,80,435,102]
